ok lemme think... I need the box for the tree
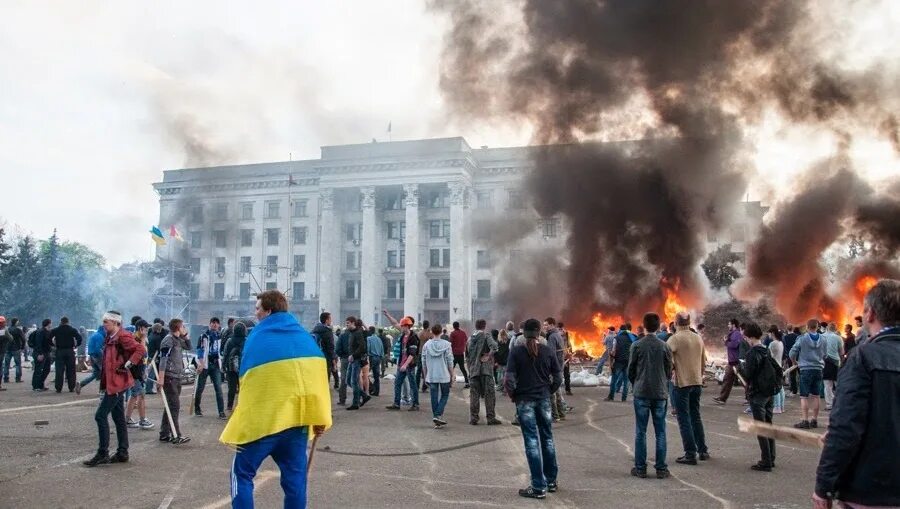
[702,244,742,290]
[0,235,44,324]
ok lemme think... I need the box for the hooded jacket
[223,326,247,373]
[8,325,26,351]
[100,328,144,395]
[422,337,453,383]
[311,322,335,360]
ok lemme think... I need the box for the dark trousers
[564,364,571,392]
[31,353,52,389]
[95,391,128,456]
[159,377,182,438]
[3,349,23,382]
[338,357,349,404]
[788,362,799,394]
[634,398,668,472]
[369,356,381,395]
[226,371,239,410]
[328,358,338,388]
[453,354,469,384]
[54,349,77,392]
[469,374,496,421]
[673,385,708,458]
[749,394,775,466]
[718,363,738,402]
[195,364,224,414]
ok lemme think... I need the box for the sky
[1,0,897,266]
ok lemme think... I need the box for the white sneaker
[126,418,139,428]
[139,419,155,430]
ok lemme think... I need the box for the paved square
[0,367,822,508]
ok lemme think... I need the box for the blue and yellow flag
[150,226,166,246]
[220,312,332,446]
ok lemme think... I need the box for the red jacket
[450,329,468,356]
[100,328,145,395]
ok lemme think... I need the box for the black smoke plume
[431,0,899,325]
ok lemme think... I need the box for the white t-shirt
[768,341,784,368]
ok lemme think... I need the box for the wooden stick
[307,432,320,475]
[737,416,822,448]
[149,354,179,438]
[783,364,798,377]
[733,365,748,387]
[189,368,199,416]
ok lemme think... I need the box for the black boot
[83,453,110,467]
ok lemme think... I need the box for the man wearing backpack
[740,322,780,472]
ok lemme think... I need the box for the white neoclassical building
[153,137,549,327]
[153,136,767,328]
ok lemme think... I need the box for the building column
[359,186,380,325]
[403,183,423,322]
[317,188,340,319]
[449,181,471,322]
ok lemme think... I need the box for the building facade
[153,137,543,327]
[153,136,767,328]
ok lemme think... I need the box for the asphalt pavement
[0,366,825,508]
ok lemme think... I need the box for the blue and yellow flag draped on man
[220,311,332,446]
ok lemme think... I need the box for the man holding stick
[221,289,331,509]
[157,318,191,445]
[813,279,900,508]
[739,323,780,472]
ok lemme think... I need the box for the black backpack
[27,330,37,349]
[753,348,783,397]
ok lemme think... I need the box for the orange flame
[661,277,688,324]
[568,312,623,359]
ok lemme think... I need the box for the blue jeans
[369,357,382,396]
[393,367,419,407]
[79,354,102,388]
[607,366,629,400]
[429,382,450,418]
[196,364,225,414]
[634,397,668,471]
[231,426,308,509]
[95,391,128,457]
[349,360,364,407]
[673,386,707,458]
[3,349,23,382]
[516,399,558,491]
[145,364,157,393]
[594,353,608,375]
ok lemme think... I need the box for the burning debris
[431,0,900,334]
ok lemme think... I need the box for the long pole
[149,354,179,438]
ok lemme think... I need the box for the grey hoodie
[422,337,454,384]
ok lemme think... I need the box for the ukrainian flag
[150,226,166,246]
[220,312,332,446]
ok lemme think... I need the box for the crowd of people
[1,278,898,508]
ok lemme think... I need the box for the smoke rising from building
[431,0,900,325]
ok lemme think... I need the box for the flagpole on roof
[388,121,392,142]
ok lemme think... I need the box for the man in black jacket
[50,316,83,392]
[31,319,54,391]
[145,319,168,394]
[814,279,900,508]
[3,318,26,384]
[740,323,777,472]
[346,317,371,410]
[311,312,336,389]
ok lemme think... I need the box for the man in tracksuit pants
[195,317,226,419]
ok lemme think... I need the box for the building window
[265,228,280,246]
[241,202,254,220]
[429,248,450,268]
[214,283,225,301]
[189,283,199,299]
[476,190,493,209]
[477,280,492,299]
[429,279,450,299]
[345,280,360,299]
[190,232,202,249]
[292,200,308,218]
[387,221,406,240]
[214,230,227,248]
[239,283,250,300]
[387,250,398,269]
[345,223,362,242]
[266,255,278,273]
[213,203,228,221]
[542,218,559,238]
[386,192,406,210]
[346,251,359,270]
[292,282,306,301]
[477,250,491,269]
[292,227,307,245]
[427,190,449,208]
[293,254,306,273]
[508,190,524,209]
[387,279,405,299]
[429,220,450,238]
[191,205,204,223]
[265,201,281,219]
[215,257,226,274]
[190,257,200,274]
[266,282,277,290]
[240,256,251,274]
[241,229,254,247]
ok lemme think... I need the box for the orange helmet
[399,316,414,327]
